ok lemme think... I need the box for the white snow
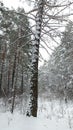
[0,98,73,130]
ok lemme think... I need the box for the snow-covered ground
[0,98,73,130]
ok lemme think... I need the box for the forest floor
[0,97,73,130]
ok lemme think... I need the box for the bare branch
[41,38,54,51]
[45,1,73,8]
[40,44,51,56]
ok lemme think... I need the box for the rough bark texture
[27,0,44,117]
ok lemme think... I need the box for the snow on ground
[0,112,70,130]
[0,98,73,130]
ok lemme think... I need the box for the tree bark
[21,63,24,94]
[0,47,6,95]
[7,59,11,95]
[12,53,17,89]
[27,0,44,117]
[11,70,18,113]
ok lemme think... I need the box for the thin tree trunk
[27,0,44,117]
[7,59,11,95]
[12,53,17,89]
[11,55,18,113]
[21,63,24,94]
[0,63,3,95]
[11,71,17,113]
[0,47,6,95]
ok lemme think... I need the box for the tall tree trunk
[11,69,18,113]
[0,63,3,95]
[0,47,6,95]
[21,63,24,94]
[27,0,44,117]
[7,59,11,95]
[12,53,17,89]
[11,49,19,113]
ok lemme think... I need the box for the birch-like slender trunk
[27,0,44,117]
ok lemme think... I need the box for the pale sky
[1,0,31,12]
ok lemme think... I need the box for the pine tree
[25,0,73,117]
[0,2,31,98]
[42,21,73,100]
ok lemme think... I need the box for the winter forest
[1,0,73,130]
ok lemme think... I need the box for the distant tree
[39,21,73,100]
[0,2,31,101]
